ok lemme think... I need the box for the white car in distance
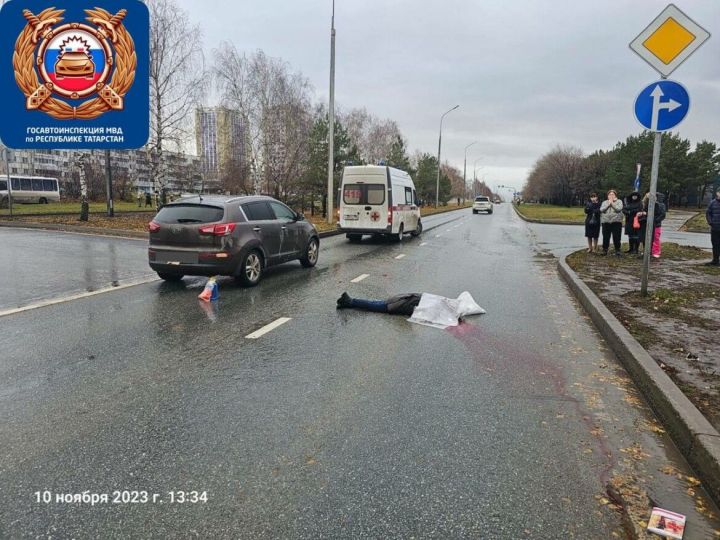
[472,196,493,214]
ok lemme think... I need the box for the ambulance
[338,165,422,242]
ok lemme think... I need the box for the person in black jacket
[706,190,720,266]
[622,191,643,254]
[336,292,421,315]
[584,193,601,253]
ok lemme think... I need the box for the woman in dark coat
[622,191,643,254]
[584,193,601,253]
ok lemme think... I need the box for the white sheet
[407,291,486,329]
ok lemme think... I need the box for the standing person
[584,193,601,253]
[136,189,143,208]
[144,191,152,207]
[622,191,643,254]
[705,189,720,266]
[636,192,666,258]
[651,193,667,258]
[600,189,624,256]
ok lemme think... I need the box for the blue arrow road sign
[634,80,690,132]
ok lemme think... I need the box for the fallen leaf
[686,476,701,487]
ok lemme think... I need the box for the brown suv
[148,195,319,286]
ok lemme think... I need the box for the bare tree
[214,45,314,200]
[524,145,585,205]
[341,107,401,165]
[148,0,206,206]
[72,154,89,221]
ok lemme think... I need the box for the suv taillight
[148,221,160,232]
[199,223,236,236]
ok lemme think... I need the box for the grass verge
[0,201,152,216]
[680,212,710,233]
[514,203,585,223]
[566,243,720,431]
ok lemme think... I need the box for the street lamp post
[435,105,459,208]
[326,0,336,224]
[472,158,482,197]
[462,141,476,205]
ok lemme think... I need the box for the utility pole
[105,149,114,217]
[326,0,336,224]
[436,105,459,207]
[463,141,476,205]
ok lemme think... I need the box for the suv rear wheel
[395,224,404,242]
[236,250,263,287]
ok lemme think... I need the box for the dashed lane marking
[419,242,427,246]
[395,254,406,260]
[0,276,160,318]
[351,273,369,283]
[245,317,292,339]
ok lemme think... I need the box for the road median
[0,204,471,240]
[513,203,584,225]
[558,253,720,506]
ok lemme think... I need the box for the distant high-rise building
[195,107,247,182]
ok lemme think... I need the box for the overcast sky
[177,0,719,193]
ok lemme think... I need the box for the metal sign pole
[4,147,12,217]
[640,131,662,296]
[105,149,114,217]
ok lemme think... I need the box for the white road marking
[446,228,453,232]
[0,276,159,318]
[351,273,369,283]
[395,254,406,260]
[245,317,292,339]
[419,242,427,246]
[435,234,442,238]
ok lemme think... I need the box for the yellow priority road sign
[629,4,710,77]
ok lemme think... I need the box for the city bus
[0,175,61,207]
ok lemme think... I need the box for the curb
[512,204,583,226]
[558,256,720,506]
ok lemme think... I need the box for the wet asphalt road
[0,228,153,311]
[1,206,718,538]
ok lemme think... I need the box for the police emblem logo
[14,7,136,119]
